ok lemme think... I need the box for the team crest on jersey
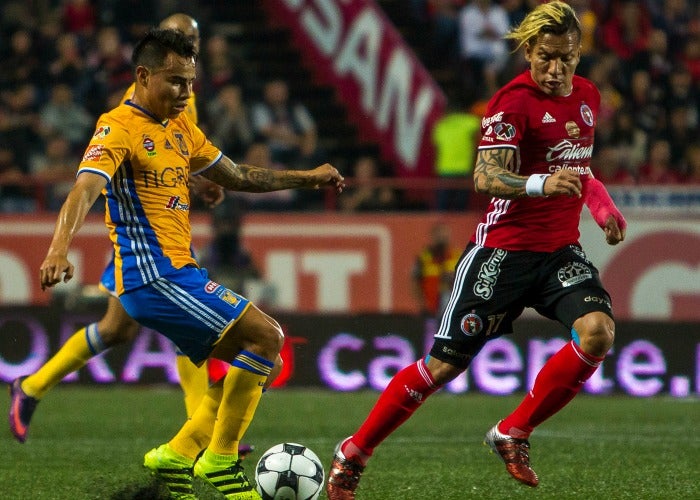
[165,139,173,149]
[557,262,592,287]
[82,144,104,162]
[174,132,189,156]
[494,122,516,141]
[92,126,111,139]
[565,121,581,138]
[142,136,156,157]
[217,288,241,306]
[460,313,483,337]
[204,280,221,293]
[580,104,594,126]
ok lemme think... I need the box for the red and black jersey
[471,70,600,252]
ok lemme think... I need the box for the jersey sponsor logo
[570,245,590,263]
[204,280,220,293]
[545,140,593,162]
[165,196,189,211]
[542,112,556,123]
[565,121,581,138]
[404,385,424,403]
[494,122,516,141]
[460,312,483,336]
[92,126,111,139]
[557,262,592,287]
[473,248,507,299]
[142,136,156,157]
[481,111,504,128]
[82,144,104,162]
[584,294,612,310]
[580,103,594,126]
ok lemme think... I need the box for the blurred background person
[411,221,461,318]
[339,155,399,212]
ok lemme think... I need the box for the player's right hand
[310,163,345,193]
[40,254,74,291]
[544,169,582,198]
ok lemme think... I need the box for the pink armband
[584,178,627,230]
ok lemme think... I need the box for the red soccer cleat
[484,422,539,487]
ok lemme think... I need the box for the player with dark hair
[8,16,278,460]
[326,2,626,497]
[38,27,343,500]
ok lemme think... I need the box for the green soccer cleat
[143,443,196,499]
[194,454,261,499]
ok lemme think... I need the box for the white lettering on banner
[368,335,415,390]
[122,329,179,383]
[300,0,342,55]
[288,0,440,171]
[617,340,666,397]
[244,223,392,311]
[0,251,32,304]
[301,251,366,311]
[0,316,49,378]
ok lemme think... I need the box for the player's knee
[574,312,614,357]
[425,356,463,385]
[96,317,140,347]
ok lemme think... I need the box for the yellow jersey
[121,82,198,124]
[78,100,222,295]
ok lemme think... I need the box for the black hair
[131,28,197,69]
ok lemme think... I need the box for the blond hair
[505,1,581,52]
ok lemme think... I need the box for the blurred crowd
[1,0,699,213]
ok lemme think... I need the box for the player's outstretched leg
[483,421,539,487]
[326,438,366,500]
[144,443,196,499]
[8,377,39,443]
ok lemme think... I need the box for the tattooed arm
[201,155,344,193]
[473,147,582,199]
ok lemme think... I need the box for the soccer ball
[255,443,325,500]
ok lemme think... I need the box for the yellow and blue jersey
[79,100,222,295]
[121,83,198,123]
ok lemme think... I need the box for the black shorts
[429,242,613,369]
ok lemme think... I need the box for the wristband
[525,174,550,197]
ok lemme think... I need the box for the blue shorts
[98,256,117,297]
[119,266,251,365]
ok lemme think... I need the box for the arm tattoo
[202,156,310,192]
[473,148,528,199]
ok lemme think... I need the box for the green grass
[2,386,698,499]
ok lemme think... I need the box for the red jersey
[472,70,600,252]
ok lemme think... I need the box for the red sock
[499,340,603,438]
[345,359,439,461]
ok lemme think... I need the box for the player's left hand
[190,175,225,208]
[603,214,625,245]
[310,163,345,193]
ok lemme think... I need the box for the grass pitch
[2,386,697,499]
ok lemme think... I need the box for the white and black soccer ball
[255,442,325,500]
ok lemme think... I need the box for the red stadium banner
[260,0,447,177]
[1,213,699,321]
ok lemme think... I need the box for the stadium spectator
[32,28,342,500]
[431,95,480,211]
[599,0,653,73]
[0,82,41,173]
[84,26,133,114]
[251,78,319,169]
[457,0,510,99]
[339,155,399,212]
[45,32,89,94]
[638,139,683,184]
[629,28,673,88]
[199,33,251,97]
[61,0,97,39]
[38,83,94,151]
[0,29,42,92]
[605,107,648,176]
[591,145,637,185]
[29,133,79,209]
[205,83,254,160]
[680,35,700,84]
[326,4,627,497]
[684,142,700,182]
[411,221,461,318]
[664,105,699,173]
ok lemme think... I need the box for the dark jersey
[472,70,600,252]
